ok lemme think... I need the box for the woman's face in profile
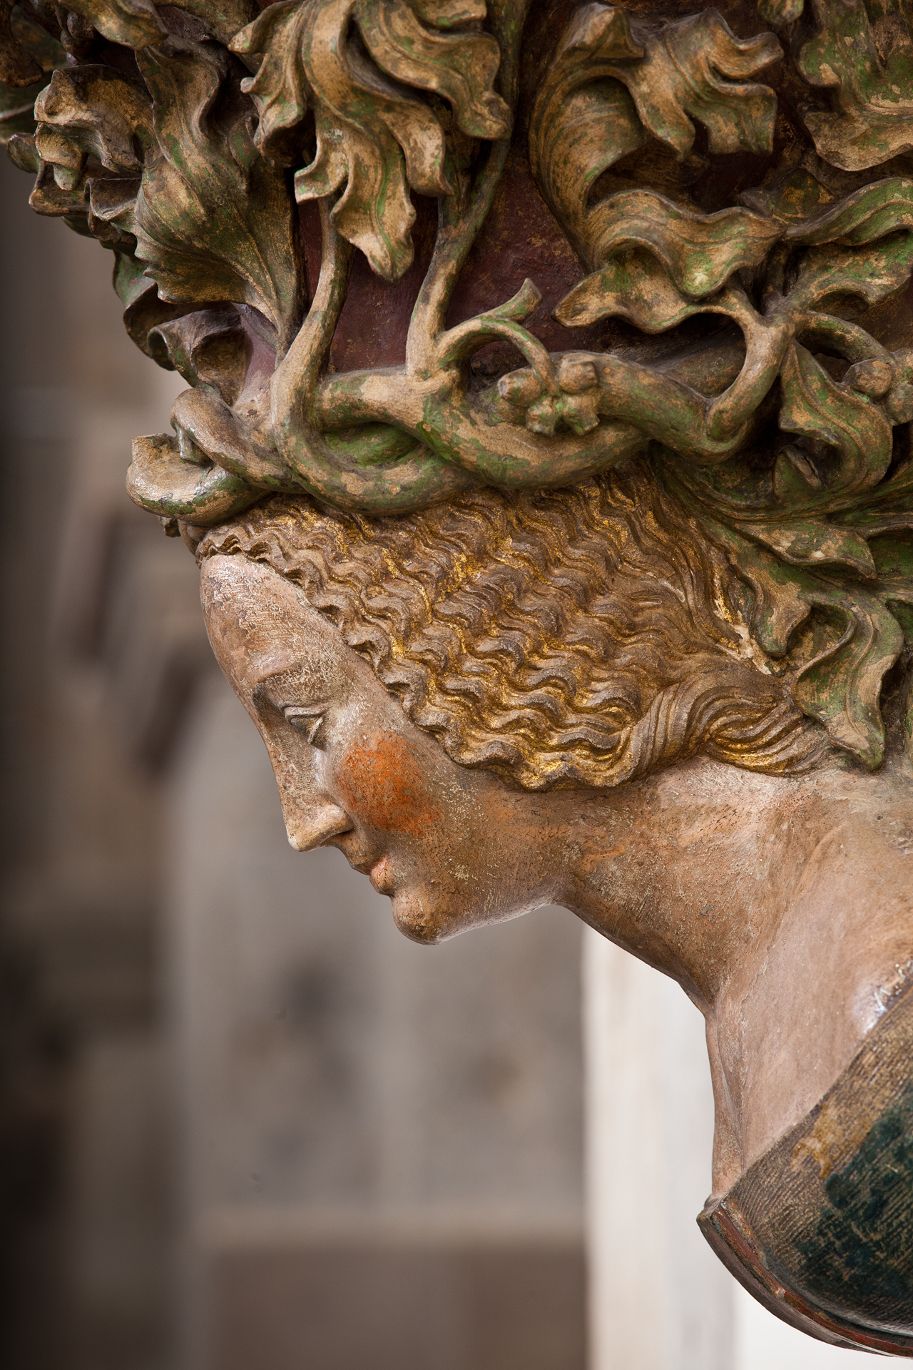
[200,554,561,942]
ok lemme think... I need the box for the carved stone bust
[4,0,913,1352]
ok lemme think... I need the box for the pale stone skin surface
[201,553,913,1201]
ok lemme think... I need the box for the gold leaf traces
[355,0,509,140]
[133,42,299,342]
[234,0,508,280]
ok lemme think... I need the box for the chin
[389,888,461,945]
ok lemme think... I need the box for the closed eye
[283,706,327,747]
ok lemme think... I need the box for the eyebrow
[251,670,298,711]
[251,669,332,713]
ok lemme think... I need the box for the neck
[552,753,913,1188]
[555,757,848,1012]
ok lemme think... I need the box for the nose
[282,798,353,852]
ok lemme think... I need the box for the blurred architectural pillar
[584,933,733,1370]
[0,158,187,1370]
[584,934,889,1370]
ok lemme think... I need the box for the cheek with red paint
[334,732,442,839]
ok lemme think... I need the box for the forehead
[200,554,342,697]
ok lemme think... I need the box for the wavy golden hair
[197,463,826,789]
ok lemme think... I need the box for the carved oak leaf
[132,42,300,346]
[782,181,913,348]
[62,1,256,48]
[34,65,148,179]
[355,0,509,140]
[799,0,913,170]
[786,177,913,247]
[688,491,907,765]
[113,249,184,364]
[555,253,708,332]
[531,6,781,277]
[63,0,166,48]
[779,343,893,494]
[793,591,904,766]
[231,1,311,160]
[411,0,484,23]
[618,9,781,158]
[233,0,510,280]
[556,193,781,326]
[786,235,913,313]
[12,64,150,246]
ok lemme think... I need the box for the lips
[368,856,394,894]
[348,851,394,893]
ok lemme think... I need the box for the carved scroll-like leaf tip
[63,0,166,48]
[785,178,913,247]
[556,194,781,328]
[557,3,643,65]
[356,0,510,142]
[621,9,782,159]
[231,0,311,161]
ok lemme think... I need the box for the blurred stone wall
[0,159,586,1370]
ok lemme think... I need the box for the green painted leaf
[794,597,903,767]
[234,0,507,281]
[586,191,781,297]
[787,177,913,247]
[779,343,893,494]
[616,9,780,158]
[786,234,913,312]
[355,0,509,140]
[800,0,913,171]
[533,5,780,270]
[232,1,311,161]
[555,250,706,330]
[133,42,300,340]
[742,520,877,578]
